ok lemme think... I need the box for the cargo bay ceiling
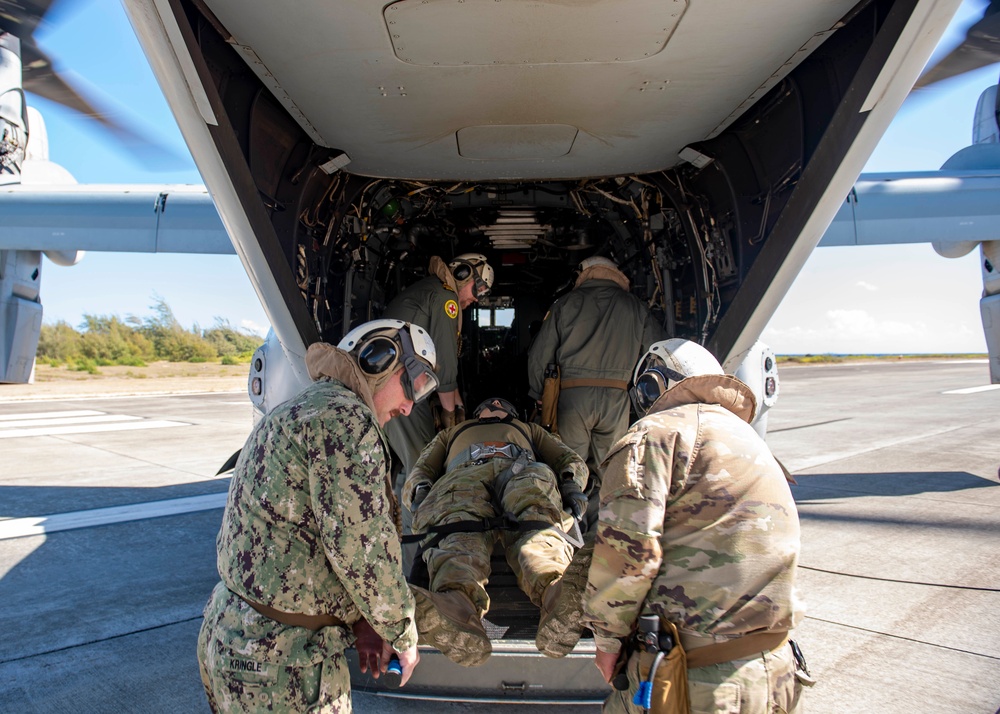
[196,0,860,181]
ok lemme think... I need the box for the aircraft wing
[821,168,1000,248]
[0,184,232,254]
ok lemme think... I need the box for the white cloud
[763,308,947,354]
[856,280,878,291]
[825,309,925,338]
[241,320,269,337]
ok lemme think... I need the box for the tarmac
[0,358,997,713]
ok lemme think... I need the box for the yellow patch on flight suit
[444,299,459,319]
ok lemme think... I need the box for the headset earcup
[357,336,398,375]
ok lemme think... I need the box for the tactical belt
[683,630,790,669]
[560,378,629,390]
[240,595,347,631]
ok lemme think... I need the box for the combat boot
[535,539,594,658]
[411,585,492,667]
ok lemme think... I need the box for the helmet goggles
[471,268,491,299]
[397,328,439,403]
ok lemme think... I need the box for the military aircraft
[1,0,998,700]
[818,79,1000,381]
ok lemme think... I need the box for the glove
[440,408,457,429]
[411,482,431,511]
[454,404,466,424]
[559,479,588,520]
[352,618,391,677]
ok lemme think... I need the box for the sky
[24,0,998,354]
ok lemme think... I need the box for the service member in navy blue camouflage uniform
[197,319,439,713]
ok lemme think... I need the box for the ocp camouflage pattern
[403,418,588,611]
[581,374,804,654]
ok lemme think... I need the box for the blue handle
[633,680,653,709]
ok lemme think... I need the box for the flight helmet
[578,256,618,272]
[630,338,723,416]
[472,396,520,421]
[449,253,494,298]
[338,319,439,403]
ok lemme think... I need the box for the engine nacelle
[725,340,780,440]
[247,330,311,421]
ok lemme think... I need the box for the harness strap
[560,378,629,390]
[401,514,582,548]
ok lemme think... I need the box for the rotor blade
[915,2,1000,89]
[21,41,107,122]
[21,41,188,169]
[0,0,57,37]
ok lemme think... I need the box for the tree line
[37,298,265,372]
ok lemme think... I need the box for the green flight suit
[383,274,462,476]
[527,277,665,490]
[197,378,416,713]
[402,418,588,616]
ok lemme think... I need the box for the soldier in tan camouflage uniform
[527,256,665,512]
[544,339,806,713]
[402,397,589,663]
[197,319,443,713]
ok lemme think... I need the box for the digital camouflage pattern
[198,583,351,713]
[403,418,588,614]
[527,276,665,486]
[197,378,416,713]
[582,373,804,711]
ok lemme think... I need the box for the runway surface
[1,360,997,713]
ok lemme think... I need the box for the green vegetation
[37,298,264,370]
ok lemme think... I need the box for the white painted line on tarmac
[0,414,142,429]
[0,410,106,421]
[942,385,1000,395]
[0,492,229,540]
[0,388,245,404]
[0,419,189,439]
